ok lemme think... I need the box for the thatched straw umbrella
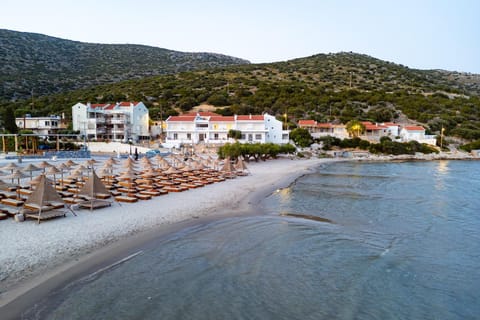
[4,170,29,198]
[235,157,249,172]
[56,163,69,186]
[4,169,29,186]
[221,157,234,173]
[21,163,42,180]
[45,165,61,186]
[118,169,137,192]
[2,162,21,174]
[65,159,79,168]
[37,160,53,173]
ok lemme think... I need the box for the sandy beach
[0,156,333,310]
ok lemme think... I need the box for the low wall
[85,142,152,154]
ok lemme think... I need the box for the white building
[15,115,65,136]
[72,102,149,142]
[165,112,289,147]
[399,126,437,145]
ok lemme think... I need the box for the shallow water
[26,160,480,320]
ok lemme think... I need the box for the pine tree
[3,107,18,133]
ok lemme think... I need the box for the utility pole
[440,126,445,150]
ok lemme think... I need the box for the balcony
[106,118,126,125]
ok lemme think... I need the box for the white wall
[72,102,88,133]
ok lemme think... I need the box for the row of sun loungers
[0,155,249,223]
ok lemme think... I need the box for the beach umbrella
[45,165,61,186]
[104,157,119,166]
[235,157,249,172]
[68,166,86,181]
[3,169,29,185]
[163,166,180,175]
[21,163,42,180]
[37,160,53,173]
[221,157,234,173]
[56,163,69,187]
[118,169,137,192]
[1,162,21,174]
[64,159,79,168]
[28,174,44,190]
[3,170,29,198]
[84,159,99,169]
[139,156,152,165]
[193,161,208,171]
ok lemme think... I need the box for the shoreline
[0,154,477,318]
[0,157,329,317]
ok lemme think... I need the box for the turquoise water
[26,161,480,319]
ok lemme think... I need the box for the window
[255,134,262,140]
[241,134,246,140]
[282,134,289,140]
[173,133,178,140]
[214,133,219,140]
[187,133,191,139]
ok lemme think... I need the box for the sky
[2,0,479,73]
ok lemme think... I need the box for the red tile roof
[167,116,196,122]
[90,103,109,109]
[236,115,264,121]
[403,126,425,131]
[317,123,334,128]
[104,104,116,110]
[210,116,234,122]
[298,120,317,126]
[383,122,399,126]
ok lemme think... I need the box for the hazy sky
[2,0,479,73]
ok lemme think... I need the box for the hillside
[1,51,480,141]
[0,29,249,100]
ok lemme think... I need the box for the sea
[24,160,480,320]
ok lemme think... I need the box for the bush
[290,128,313,148]
[459,139,480,152]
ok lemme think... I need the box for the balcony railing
[106,119,126,124]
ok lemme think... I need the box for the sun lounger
[24,210,67,224]
[110,190,122,197]
[139,190,162,196]
[79,199,112,210]
[0,206,20,217]
[135,194,152,200]
[115,195,138,203]
[58,191,74,198]
[1,198,24,207]
[63,197,86,204]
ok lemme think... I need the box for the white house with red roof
[164,112,289,147]
[399,126,436,145]
[297,119,437,144]
[72,102,149,142]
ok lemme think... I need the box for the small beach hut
[22,174,75,223]
[77,170,112,210]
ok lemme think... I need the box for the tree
[228,129,242,140]
[289,128,313,148]
[3,107,18,133]
[346,120,365,138]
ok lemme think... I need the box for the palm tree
[346,120,365,138]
